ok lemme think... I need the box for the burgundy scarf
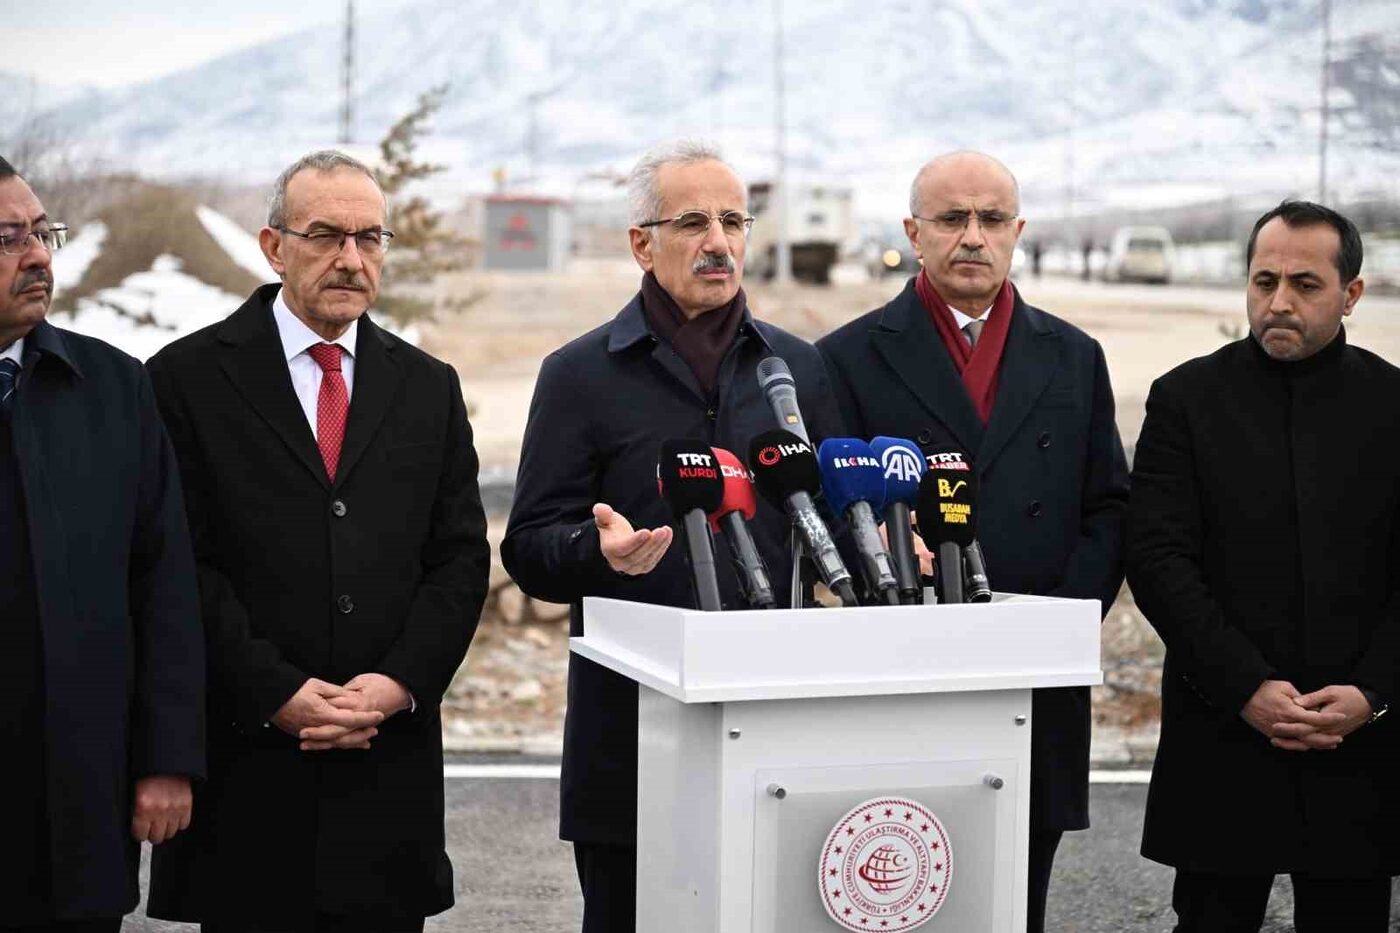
[639,271,747,397]
[915,271,1015,424]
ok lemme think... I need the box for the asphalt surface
[123,774,1400,932]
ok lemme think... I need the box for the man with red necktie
[145,150,490,932]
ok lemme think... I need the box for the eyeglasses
[638,210,755,239]
[277,225,394,257]
[0,222,68,256]
[913,210,1018,234]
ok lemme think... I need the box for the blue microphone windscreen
[869,436,926,506]
[817,438,887,516]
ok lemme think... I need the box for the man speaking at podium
[503,140,841,932]
[817,151,1129,931]
[1128,201,1400,931]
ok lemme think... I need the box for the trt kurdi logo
[674,451,718,480]
[818,797,952,932]
[756,440,811,467]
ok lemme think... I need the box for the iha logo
[881,447,923,484]
[758,441,809,466]
[819,797,952,932]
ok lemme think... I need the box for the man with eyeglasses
[0,155,204,933]
[818,150,1129,932]
[503,139,842,933]
[145,150,490,933]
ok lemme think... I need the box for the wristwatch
[1360,686,1389,725]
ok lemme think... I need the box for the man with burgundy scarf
[504,140,843,932]
[818,151,1129,932]
[146,150,490,931]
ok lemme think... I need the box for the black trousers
[1172,869,1392,932]
[202,917,424,933]
[575,833,1064,933]
[574,841,636,933]
[0,922,120,933]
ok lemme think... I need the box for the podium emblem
[818,796,951,931]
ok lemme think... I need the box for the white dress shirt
[272,289,357,440]
[0,336,23,366]
[948,305,992,346]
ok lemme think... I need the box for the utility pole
[772,0,792,285]
[1318,0,1331,203]
[339,0,355,146]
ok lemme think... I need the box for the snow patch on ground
[196,205,272,281]
[51,221,106,296]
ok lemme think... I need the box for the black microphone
[657,439,726,612]
[923,449,992,603]
[756,356,810,443]
[707,447,777,610]
[915,453,977,604]
[747,429,858,607]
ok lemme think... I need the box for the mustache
[12,269,53,296]
[951,250,990,265]
[1260,316,1301,332]
[692,253,736,274]
[322,274,369,290]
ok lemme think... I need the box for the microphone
[869,436,927,605]
[756,356,810,443]
[923,449,992,603]
[817,438,900,605]
[915,452,977,604]
[657,439,726,612]
[747,429,858,607]
[707,447,777,610]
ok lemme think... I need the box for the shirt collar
[948,304,992,331]
[272,287,358,362]
[0,336,23,365]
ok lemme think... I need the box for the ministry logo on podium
[818,797,952,931]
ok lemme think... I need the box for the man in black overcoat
[1127,201,1400,931]
[817,151,1129,932]
[0,157,204,932]
[145,151,490,932]
[502,140,843,933]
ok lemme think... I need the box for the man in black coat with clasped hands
[1128,201,1400,931]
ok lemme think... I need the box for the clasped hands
[1241,679,1373,752]
[272,674,411,752]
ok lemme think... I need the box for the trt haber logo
[926,452,970,471]
[880,447,923,483]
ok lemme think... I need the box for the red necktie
[308,343,348,481]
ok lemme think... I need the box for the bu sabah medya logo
[818,796,952,931]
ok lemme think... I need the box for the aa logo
[937,478,967,498]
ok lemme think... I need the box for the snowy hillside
[12,0,1400,217]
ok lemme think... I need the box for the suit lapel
[977,295,1061,471]
[335,314,401,487]
[870,280,984,455]
[217,288,330,488]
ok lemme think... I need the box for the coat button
[331,499,347,517]
[1028,501,1043,518]
[917,429,932,445]
[1037,432,1052,449]
[337,594,354,614]
[705,407,717,421]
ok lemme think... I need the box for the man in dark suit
[1127,201,1399,931]
[818,151,1129,933]
[0,156,204,932]
[502,140,842,933]
[145,150,490,932]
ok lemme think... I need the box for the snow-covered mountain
[11,0,1400,217]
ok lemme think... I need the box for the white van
[1105,226,1175,284]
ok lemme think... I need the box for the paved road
[125,773,1400,931]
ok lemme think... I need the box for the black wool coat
[501,293,843,845]
[3,321,203,919]
[1127,332,1400,876]
[145,285,490,923]
[818,278,1129,832]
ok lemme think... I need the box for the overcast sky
[11,2,410,90]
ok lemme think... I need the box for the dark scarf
[639,271,748,397]
[915,271,1015,424]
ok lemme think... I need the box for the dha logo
[881,447,923,484]
[832,455,879,469]
[719,463,751,480]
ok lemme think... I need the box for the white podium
[572,593,1102,933]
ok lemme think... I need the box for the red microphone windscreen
[709,447,758,531]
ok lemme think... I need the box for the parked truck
[745,182,855,285]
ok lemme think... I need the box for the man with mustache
[503,140,842,932]
[1127,201,1400,931]
[145,150,490,932]
[818,151,1129,932]
[0,155,203,931]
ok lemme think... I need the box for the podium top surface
[571,594,1103,703]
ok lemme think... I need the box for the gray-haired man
[146,150,490,932]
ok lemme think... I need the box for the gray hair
[267,149,382,227]
[626,139,733,228]
[909,150,1021,217]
